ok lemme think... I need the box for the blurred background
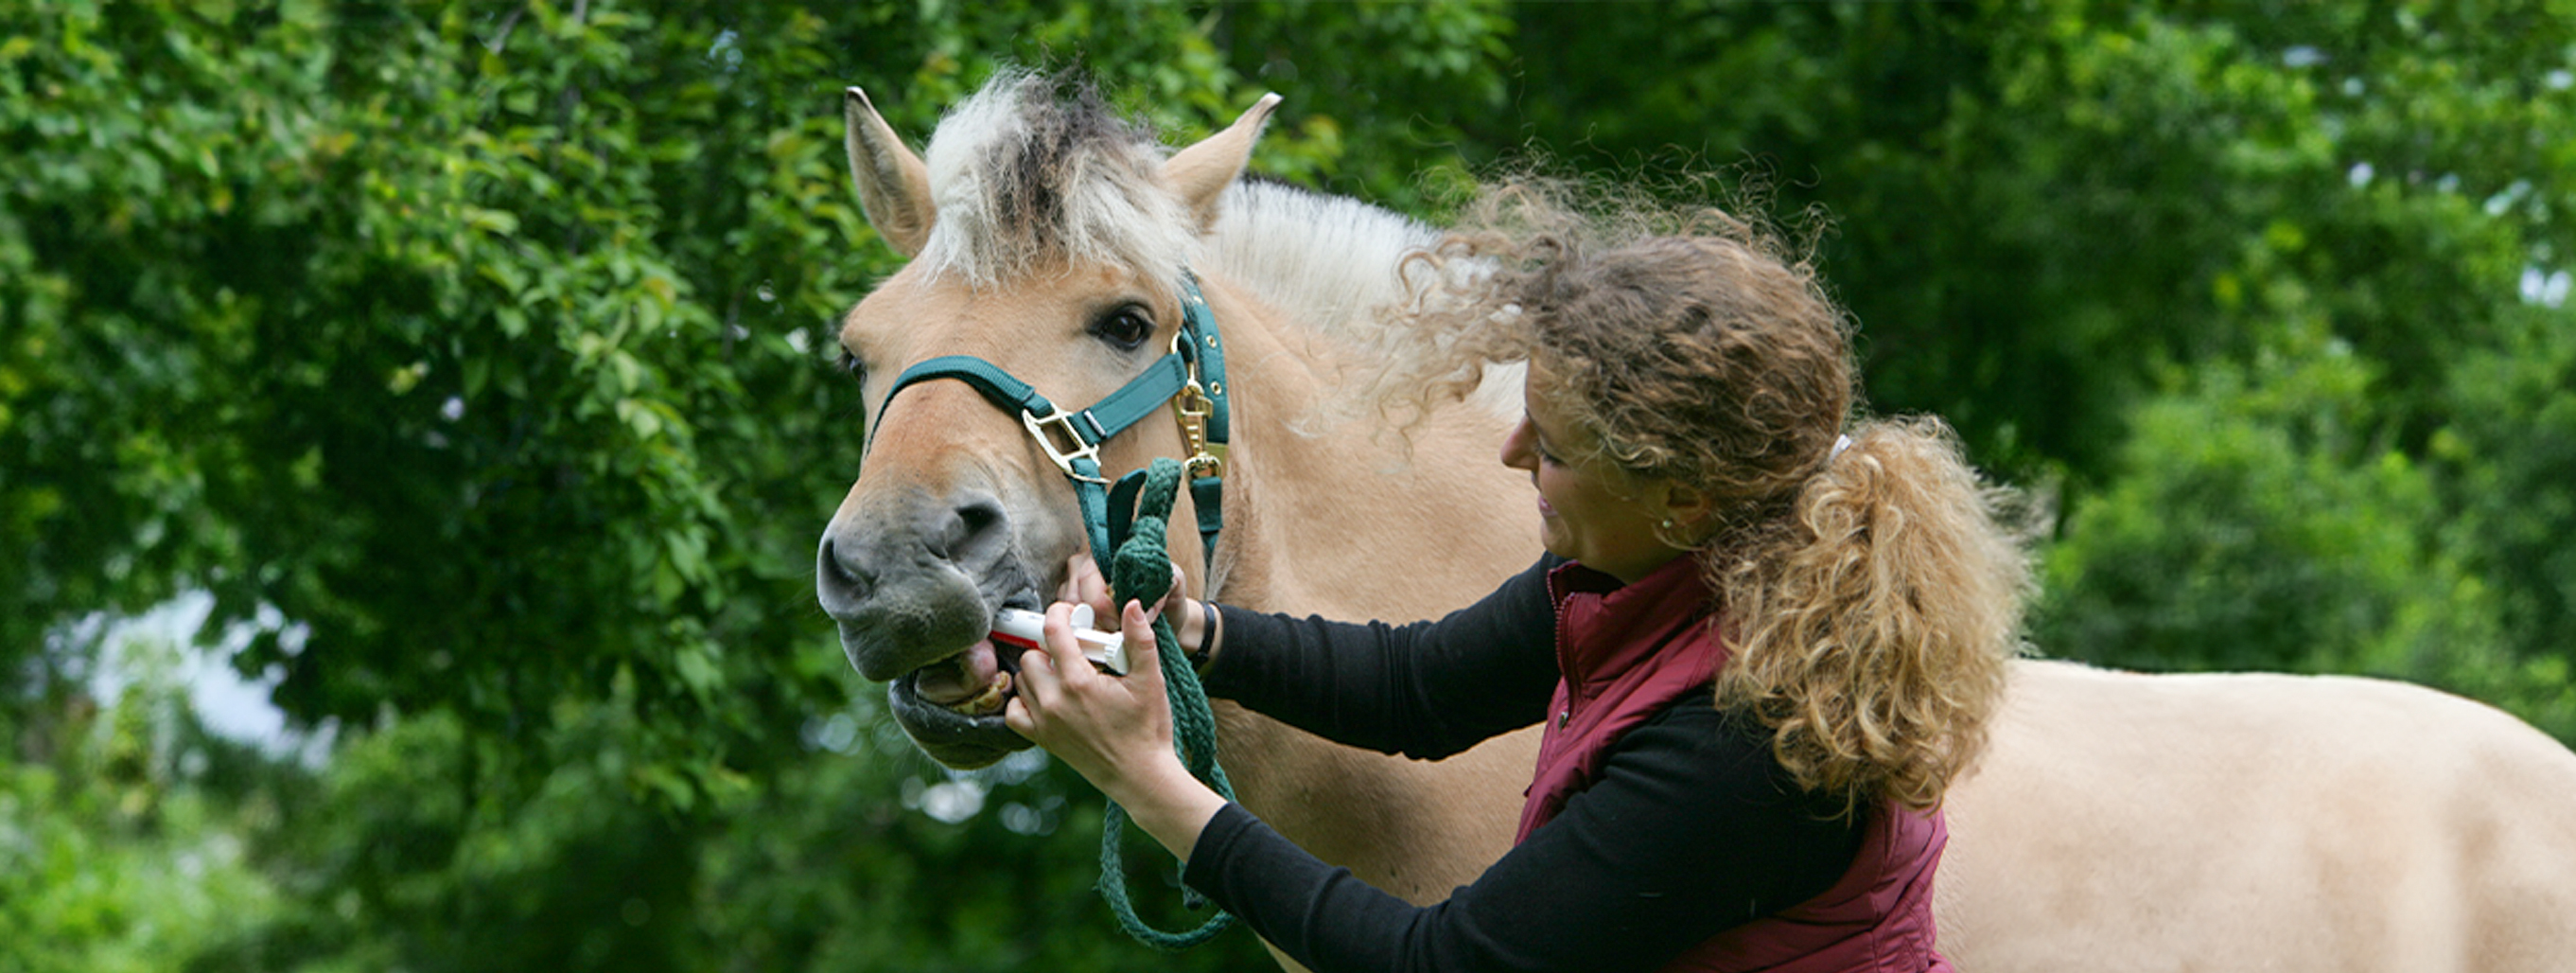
[6,1,2573,969]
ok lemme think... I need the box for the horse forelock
[918,71,1197,293]
[909,73,1516,419]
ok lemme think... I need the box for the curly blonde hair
[1373,179,2031,815]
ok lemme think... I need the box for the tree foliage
[6,0,2574,968]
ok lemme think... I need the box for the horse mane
[918,71,1517,417]
[1205,177,1439,344]
[1206,178,1523,421]
[916,70,1200,293]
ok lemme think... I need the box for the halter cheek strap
[865,271,1231,566]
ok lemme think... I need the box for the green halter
[869,270,1230,565]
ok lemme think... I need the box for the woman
[1005,199,2031,972]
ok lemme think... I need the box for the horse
[813,72,2576,972]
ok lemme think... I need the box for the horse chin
[886,639,1039,770]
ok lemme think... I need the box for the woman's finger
[1056,555,1084,605]
[1165,563,1190,616]
[1012,645,1059,708]
[1120,599,1165,693]
[1040,601,1097,681]
[1057,555,1106,617]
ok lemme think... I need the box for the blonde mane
[1210,179,1528,422]
[913,71,1518,424]
[915,70,1199,293]
[1204,180,1436,341]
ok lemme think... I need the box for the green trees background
[5,0,2571,968]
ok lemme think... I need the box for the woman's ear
[1657,481,1719,539]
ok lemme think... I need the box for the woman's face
[1498,363,1691,583]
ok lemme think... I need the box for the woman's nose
[1498,416,1536,470]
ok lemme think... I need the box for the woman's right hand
[1060,554,1206,656]
[1004,598,1224,861]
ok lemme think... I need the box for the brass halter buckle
[1173,381,1226,480]
[1022,407,1111,485]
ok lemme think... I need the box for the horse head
[817,74,1279,769]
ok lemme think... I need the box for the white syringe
[989,605,1130,675]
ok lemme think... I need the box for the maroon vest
[1519,557,1952,973]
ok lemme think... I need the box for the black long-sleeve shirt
[1183,556,1864,973]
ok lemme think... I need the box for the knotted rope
[1096,457,1238,949]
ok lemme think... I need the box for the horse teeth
[954,672,1013,716]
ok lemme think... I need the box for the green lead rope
[1096,457,1239,949]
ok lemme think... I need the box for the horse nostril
[927,494,1009,566]
[959,500,1002,549]
[818,535,874,601]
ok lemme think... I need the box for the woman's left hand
[1005,599,1182,795]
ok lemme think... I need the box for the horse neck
[1181,274,1547,909]
[1197,275,1539,625]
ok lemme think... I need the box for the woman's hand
[1059,554,1210,658]
[1005,598,1227,860]
[1005,599,1179,790]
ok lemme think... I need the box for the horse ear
[1163,93,1282,231]
[845,86,935,258]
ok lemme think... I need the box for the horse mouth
[881,605,1043,768]
[906,638,1021,718]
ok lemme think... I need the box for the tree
[4,1,1509,967]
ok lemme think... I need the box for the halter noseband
[867,270,1231,565]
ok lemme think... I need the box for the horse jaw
[1163,92,1282,231]
[844,86,935,257]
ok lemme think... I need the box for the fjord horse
[814,73,2576,972]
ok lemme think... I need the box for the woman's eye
[1090,306,1154,351]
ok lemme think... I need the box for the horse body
[1938,660,2576,972]
[816,74,2576,972]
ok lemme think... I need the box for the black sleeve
[1181,704,1864,973]
[1199,556,1562,759]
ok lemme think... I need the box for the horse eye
[836,350,866,385]
[1089,306,1154,351]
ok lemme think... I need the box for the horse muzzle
[816,490,1051,767]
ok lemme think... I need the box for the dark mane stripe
[919,70,1193,290]
[918,70,1455,368]
[991,75,1148,254]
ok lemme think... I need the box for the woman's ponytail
[1709,416,2031,816]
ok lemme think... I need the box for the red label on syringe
[990,606,1130,675]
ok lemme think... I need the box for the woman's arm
[1008,585,1861,973]
[1200,556,1564,758]
[1058,554,1566,758]
[1003,600,1229,861]
[1183,705,1863,973]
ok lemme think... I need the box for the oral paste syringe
[990,605,1130,675]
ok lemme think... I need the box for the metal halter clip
[1173,381,1225,479]
[1022,407,1110,484]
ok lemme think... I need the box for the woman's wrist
[1107,752,1230,863]
[1176,597,1206,652]
[1182,601,1221,673]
